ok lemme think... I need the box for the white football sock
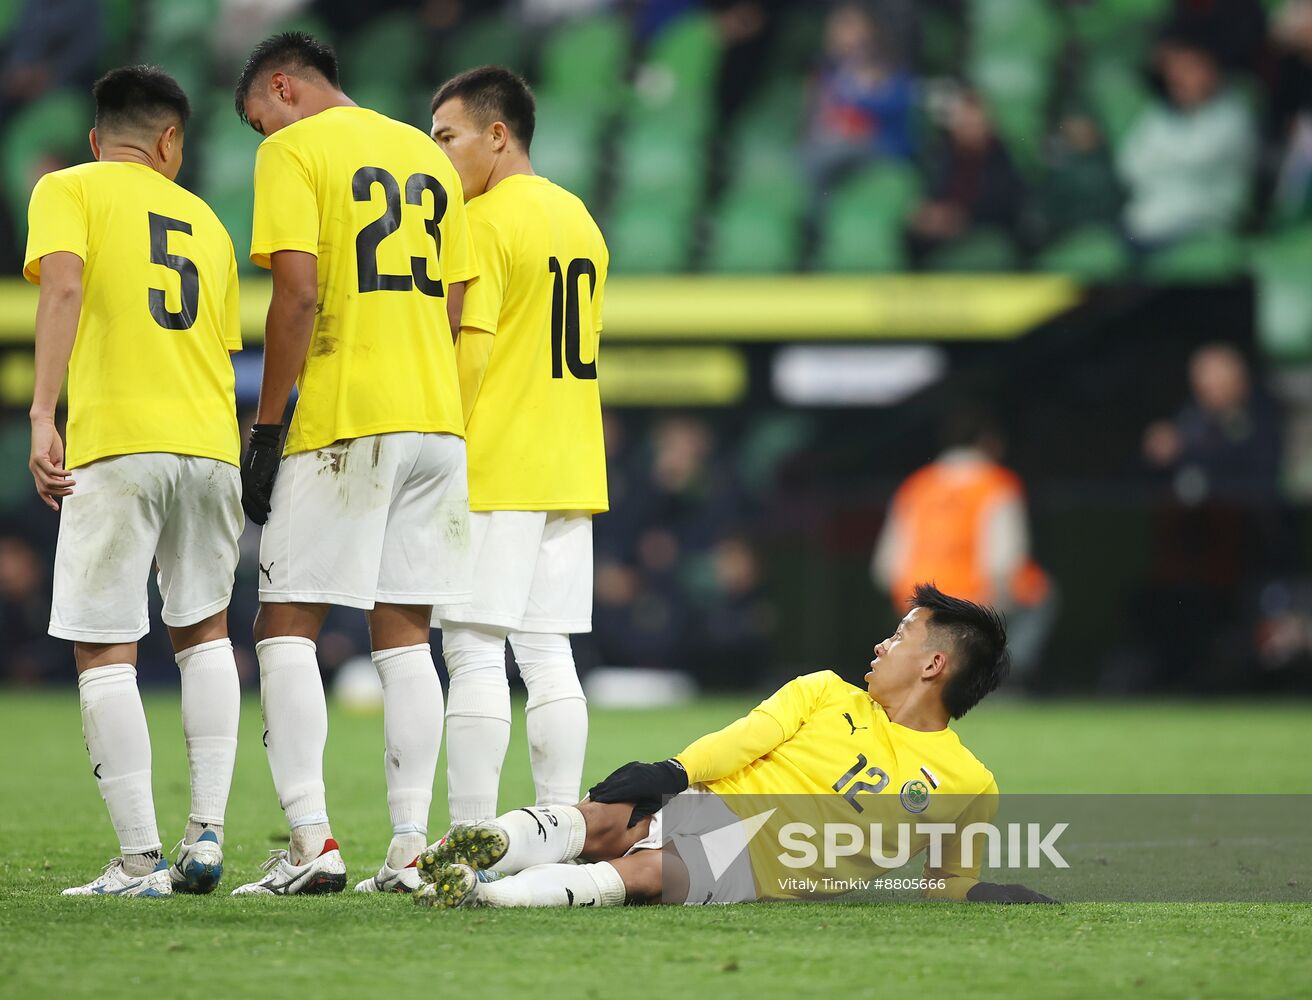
[511,632,587,806]
[441,623,511,823]
[373,643,443,868]
[478,861,626,908]
[488,804,587,874]
[257,636,332,864]
[78,664,160,858]
[176,638,239,845]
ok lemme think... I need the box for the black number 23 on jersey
[352,166,446,296]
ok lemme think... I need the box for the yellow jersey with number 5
[459,174,608,513]
[23,161,242,470]
[251,105,478,456]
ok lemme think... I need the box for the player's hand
[241,423,284,525]
[29,417,73,511]
[587,759,689,827]
[967,881,1059,904]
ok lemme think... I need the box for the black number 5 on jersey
[548,256,597,380]
[147,212,199,330]
[352,166,447,296]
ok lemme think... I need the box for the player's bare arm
[240,248,316,524]
[28,250,83,510]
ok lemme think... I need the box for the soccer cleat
[62,857,172,897]
[353,859,423,893]
[170,830,223,894]
[229,838,347,896]
[413,862,480,909]
[416,822,509,883]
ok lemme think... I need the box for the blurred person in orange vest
[871,408,1055,679]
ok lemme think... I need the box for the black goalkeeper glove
[241,423,284,525]
[967,882,1059,904]
[588,759,690,828]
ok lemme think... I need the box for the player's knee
[578,800,648,860]
[511,633,583,709]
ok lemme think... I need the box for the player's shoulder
[795,669,863,702]
[942,724,997,796]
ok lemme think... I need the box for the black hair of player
[234,31,340,124]
[911,582,1010,719]
[431,65,536,152]
[92,65,191,137]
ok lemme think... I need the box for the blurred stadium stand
[2,0,1312,696]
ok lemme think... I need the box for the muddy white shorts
[258,432,471,609]
[49,452,242,643]
[433,510,592,633]
[624,785,760,905]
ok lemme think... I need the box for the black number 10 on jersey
[352,166,446,296]
[549,256,597,380]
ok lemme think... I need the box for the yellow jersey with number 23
[251,106,478,456]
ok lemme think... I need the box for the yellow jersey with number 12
[459,174,608,513]
[23,160,242,470]
[251,105,478,456]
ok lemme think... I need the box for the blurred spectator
[1268,0,1312,221]
[0,535,59,684]
[1116,28,1257,249]
[1143,343,1283,505]
[1032,109,1122,244]
[871,409,1054,678]
[692,536,776,689]
[905,89,1023,265]
[1167,0,1268,75]
[1118,344,1286,691]
[0,0,101,117]
[803,2,916,195]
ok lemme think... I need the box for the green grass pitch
[0,689,1308,999]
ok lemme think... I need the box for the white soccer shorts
[49,452,242,643]
[625,785,760,905]
[433,510,593,633]
[258,431,471,609]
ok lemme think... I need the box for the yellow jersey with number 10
[251,105,478,456]
[23,161,242,470]
[459,174,608,513]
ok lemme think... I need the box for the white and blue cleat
[62,857,172,897]
[170,830,224,894]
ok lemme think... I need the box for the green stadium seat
[1087,58,1150,147]
[197,97,262,196]
[1252,226,1312,361]
[539,12,629,115]
[611,122,705,218]
[606,202,693,274]
[630,12,720,136]
[532,96,605,204]
[438,15,529,78]
[2,90,92,236]
[705,194,802,273]
[144,0,219,49]
[730,76,807,150]
[0,0,18,35]
[1143,231,1246,283]
[206,188,254,273]
[814,164,921,273]
[924,227,1019,272]
[343,12,427,92]
[972,55,1048,172]
[1067,0,1168,46]
[1034,224,1131,280]
[971,0,1060,60]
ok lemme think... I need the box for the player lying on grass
[413,583,1056,907]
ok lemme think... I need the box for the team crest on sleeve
[899,778,931,813]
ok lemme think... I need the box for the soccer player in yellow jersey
[24,67,243,897]
[426,68,608,823]
[228,33,478,896]
[415,584,1055,907]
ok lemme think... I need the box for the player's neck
[302,89,358,120]
[97,147,162,174]
[881,691,951,732]
[483,154,535,194]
